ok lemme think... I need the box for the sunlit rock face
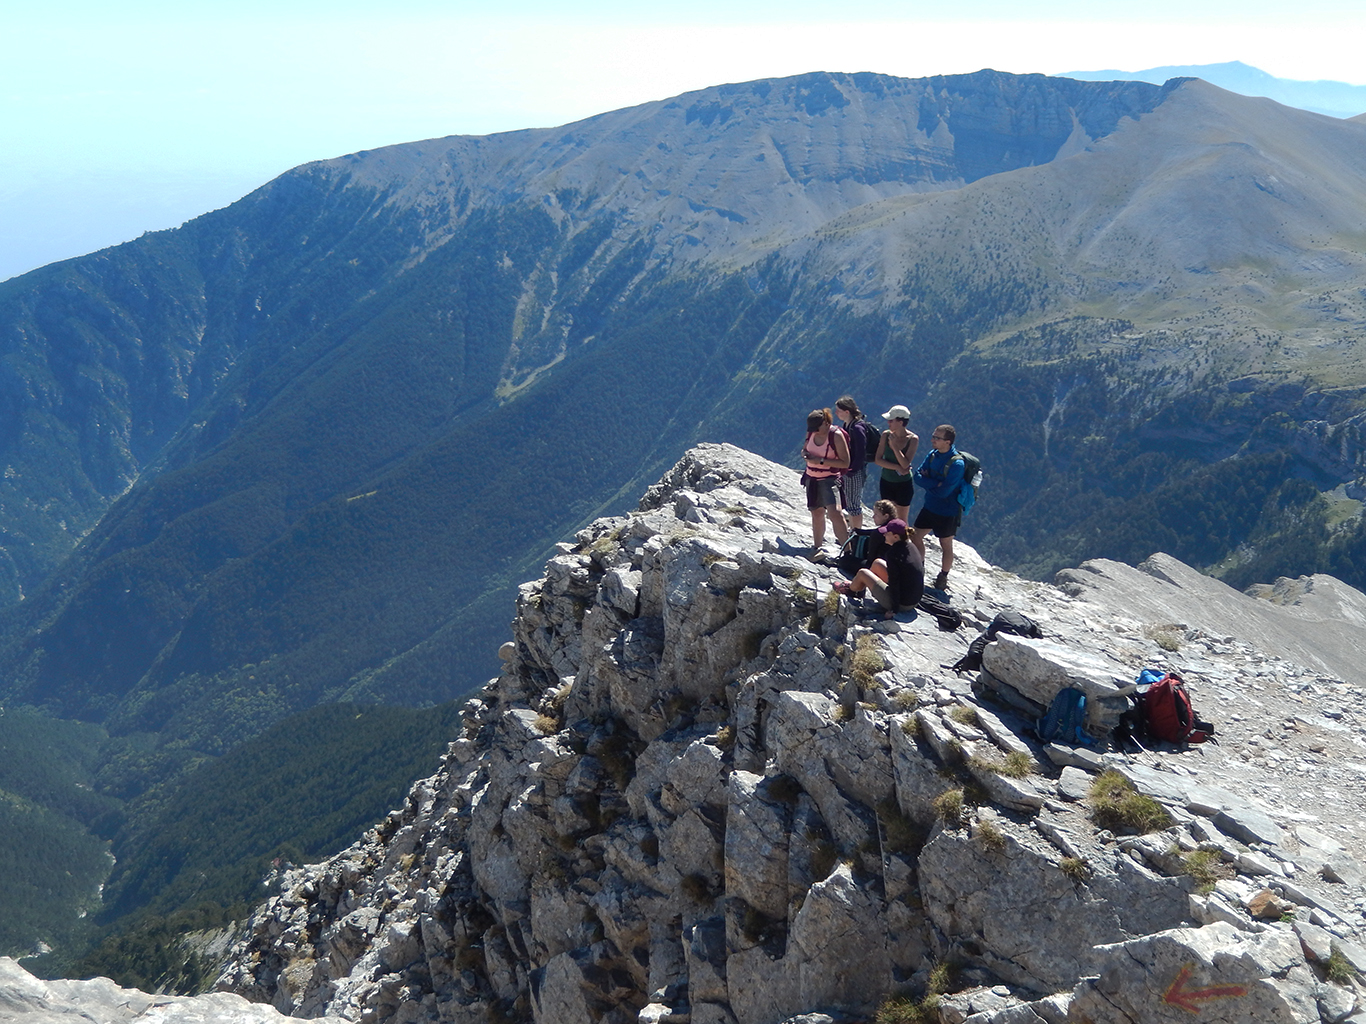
[206,444,1366,1024]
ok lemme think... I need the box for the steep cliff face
[219,446,1366,1024]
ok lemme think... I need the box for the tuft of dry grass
[927,962,958,995]
[1326,946,1358,985]
[850,634,886,689]
[1089,770,1173,834]
[1143,623,1185,652]
[933,788,965,827]
[948,705,979,727]
[1182,848,1232,893]
[976,818,1007,853]
[1060,856,1091,882]
[875,995,940,1024]
[823,588,841,616]
[969,749,1034,779]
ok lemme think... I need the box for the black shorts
[805,474,840,510]
[914,507,961,538]
[879,478,913,507]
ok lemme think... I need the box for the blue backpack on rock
[1037,686,1092,745]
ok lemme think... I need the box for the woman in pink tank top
[802,408,850,550]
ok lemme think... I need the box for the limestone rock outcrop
[206,444,1366,1024]
[0,957,351,1024]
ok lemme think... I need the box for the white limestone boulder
[1067,922,1321,1023]
[981,634,1135,737]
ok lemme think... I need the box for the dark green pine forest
[0,69,1363,988]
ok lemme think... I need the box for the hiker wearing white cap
[873,404,918,522]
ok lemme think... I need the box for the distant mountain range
[3,67,1366,970]
[1063,60,1366,119]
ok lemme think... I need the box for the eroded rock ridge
[217,445,1366,1024]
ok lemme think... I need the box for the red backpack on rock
[1136,671,1215,744]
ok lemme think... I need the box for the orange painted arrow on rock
[1163,964,1248,1013]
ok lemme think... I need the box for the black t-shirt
[884,539,925,607]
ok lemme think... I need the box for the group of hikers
[800,397,968,619]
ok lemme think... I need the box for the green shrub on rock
[1088,770,1172,834]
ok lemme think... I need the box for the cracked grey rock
[178,445,1366,1024]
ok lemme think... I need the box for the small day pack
[956,450,982,515]
[857,420,882,467]
[950,610,1043,674]
[917,594,963,632]
[836,528,882,573]
[845,419,880,470]
[1133,670,1215,744]
[1037,686,1092,745]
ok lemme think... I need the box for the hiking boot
[933,571,950,591]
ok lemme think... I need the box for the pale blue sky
[3,0,1363,281]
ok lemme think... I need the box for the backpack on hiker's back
[956,450,982,515]
[930,448,983,515]
[847,419,880,470]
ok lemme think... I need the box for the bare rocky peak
[802,79,1366,329]
[1057,552,1366,686]
[184,445,1366,1024]
[292,71,1366,376]
[297,70,1175,263]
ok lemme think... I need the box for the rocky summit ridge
[11,444,1366,1024]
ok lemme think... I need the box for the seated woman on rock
[833,518,924,617]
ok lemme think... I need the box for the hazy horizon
[4,0,1364,282]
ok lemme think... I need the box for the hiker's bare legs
[941,536,955,576]
[847,560,888,593]
[811,508,826,549]
[910,527,929,561]
[826,505,849,544]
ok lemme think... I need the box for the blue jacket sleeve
[917,451,965,501]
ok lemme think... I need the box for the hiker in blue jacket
[912,424,965,592]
